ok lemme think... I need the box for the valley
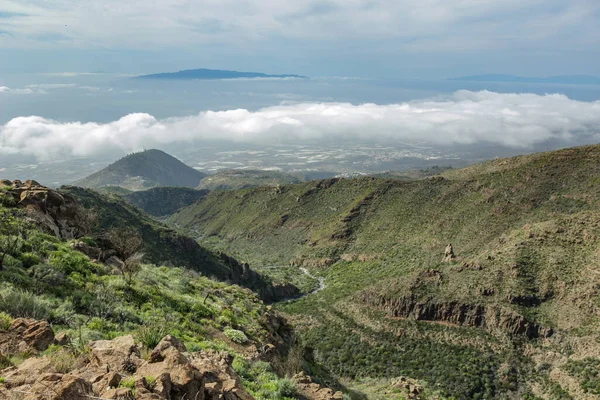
[1,144,600,399]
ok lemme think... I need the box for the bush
[120,378,136,391]
[0,287,50,320]
[79,237,98,247]
[19,253,40,268]
[48,348,77,373]
[0,312,12,331]
[49,248,96,276]
[137,323,169,349]
[145,376,156,390]
[276,378,297,397]
[224,328,248,344]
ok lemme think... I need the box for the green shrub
[0,287,50,320]
[49,348,77,373]
[233,357,250,378]
[0,312,12,331]
[276,378,297,397]
[224,328,248,344]
[0,354,12,369]
[18,252,40,268]
[49,248,95,276]
[250,361,273,375]
[145,376,156,390]
[79,237,98,247]
[120,378,136,391]
[137,323,169,349]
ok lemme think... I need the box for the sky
[1,0,599,78]
[1,1,600,170]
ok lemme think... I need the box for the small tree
[71,206,97,239]
[0,210,28,271]
[105,227,144,285]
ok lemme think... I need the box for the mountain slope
[169,144,600,399]
[0,180,305,400]
[60,186,300,302]
[74,149,206,191]
[124,187,209,217]
[198,169,303,191]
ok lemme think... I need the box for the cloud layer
[1,90,599,161]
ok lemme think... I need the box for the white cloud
[1,91,599,161]
[0,86,41,94]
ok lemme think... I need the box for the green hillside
[74,149,206,191]
[0,181,306,400]
[60,186,302,302]
[124,186,209,217]
[198,169,303,191]
[169,144,600,399]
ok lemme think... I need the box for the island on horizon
[134,68,307,80]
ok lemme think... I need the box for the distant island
[135,68,307,80]
[450,74,600,85]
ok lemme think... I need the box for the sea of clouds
[1,90,599,161]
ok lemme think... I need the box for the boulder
[292,372,344,400]
[23,179,41,187]
[0,179,11,187]
[10,318,55,351]
[443,243,456,262]
[149,335,188,365]
[106,255,125,268]
[55,332,71,346]
[89,334,141,372]
[105,388,135,400]
[70,241,102,260]
[27,373,92,400]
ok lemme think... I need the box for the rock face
[359,294,549,339]
[9,318,55,351]
[292,372,344,400]
[1,180,88,239]
[2,334,254,400]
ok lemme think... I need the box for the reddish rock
[10,318,55,351]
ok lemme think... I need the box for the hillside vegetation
[0,180,316,400]
[169,144,600,399]
[199,170,302,191]
[74,149,206,191]
[124,187,209,217]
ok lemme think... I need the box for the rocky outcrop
[1,180,90,239]
[391,377,423,399]
[292,372,343,400]
[443,243,456,262]
[359,294,551,339]
[2,334,254,400]
[6,318,55,352]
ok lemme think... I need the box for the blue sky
[0,0,599,78]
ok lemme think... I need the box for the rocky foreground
[0,317,344,400]
[1,318,251,400]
